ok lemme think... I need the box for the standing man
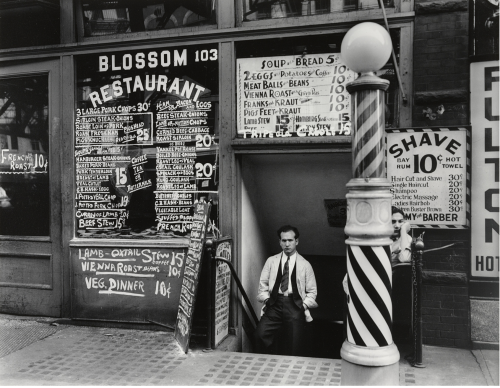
[254,225,318,356]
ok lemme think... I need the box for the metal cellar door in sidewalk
[0,59,63,317]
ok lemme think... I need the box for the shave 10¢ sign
[386,127,470,228]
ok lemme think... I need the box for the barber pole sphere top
[340,22,392,75]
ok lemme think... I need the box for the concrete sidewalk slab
[472,349,500,386]
[405,345,492,386]
[0,316,498,386]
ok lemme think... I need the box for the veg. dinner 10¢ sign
[386,127,470,228]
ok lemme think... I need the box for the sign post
[212,237,233,348]
[174,201,211,353]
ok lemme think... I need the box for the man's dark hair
[277,225,300,239]
[392,206,405,217]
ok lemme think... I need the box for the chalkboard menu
[75,44,219,239]
[237,53,356,138]
[71,243,187,326]
[175,201,211,353]
[386,127,470,228]
[212,237,232,347]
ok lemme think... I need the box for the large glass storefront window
[242,0,394,21]
[80,0,216,37]
[0,76,50,236]
[235,32,401,139]
[75,44,219,238]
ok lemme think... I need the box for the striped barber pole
[352,89,386,179]
[346,244,393,347]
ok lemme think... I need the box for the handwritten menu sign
[175,202,211,353]
[72,245,186,326]
[213,237,232,347]
[237,54,356,138]
[75,45,218,238]
[386,127,470,228]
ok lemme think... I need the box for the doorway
[240,152,351,358]
[0,60,63,317]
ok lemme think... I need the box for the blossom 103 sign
[237,54,356,138]
[386,127,470,228]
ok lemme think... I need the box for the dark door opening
[240,152,350,358]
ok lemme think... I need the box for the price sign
[237,54,356,138]
[386,127,470,228]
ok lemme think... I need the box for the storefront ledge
[231,136,351,152]
[472,341,500,350]
[69,237,190,247]
[414,88,468,104]
[51,317,172,332]
[213,334,240,352]
[422,270,467,285]
[415,0,468,15]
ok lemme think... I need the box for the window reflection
[75,45,219,238]
[242,0,394,20]
[81,0,216,37]
[0,76,50,237]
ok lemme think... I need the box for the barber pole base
[341,350,399,386]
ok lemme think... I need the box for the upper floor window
[0,0,59,49]
[471,0,499,57]
[242,0,394,21]
[80,0,216,37]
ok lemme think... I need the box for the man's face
[279,230,298,256]
[392,213,404,238]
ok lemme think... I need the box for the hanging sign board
[212,237,232,348]
[323,199,347,227]
[236,54,356,138]
[71,244,186,326]
[470,61,499,278]
[175,201,211,353]
[386,127,470,228]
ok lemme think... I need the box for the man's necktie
[280,256,290,293]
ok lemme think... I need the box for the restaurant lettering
[74,45,218,238]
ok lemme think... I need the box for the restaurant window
[80,0,216,37]
[242,0,394,21]
[235,31,401,139]
[75,44,219,239]
[0,0,60,49]
[0,75,50,236]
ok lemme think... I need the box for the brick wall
[411,0,472,349]
[413,0,469,128]
[415,228,471,348]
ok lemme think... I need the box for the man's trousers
[254,294,306,356]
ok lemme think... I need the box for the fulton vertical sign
[470,61,499,278]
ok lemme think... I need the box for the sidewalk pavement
[0,315,498,386]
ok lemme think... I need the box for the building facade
[0,0,497,355]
